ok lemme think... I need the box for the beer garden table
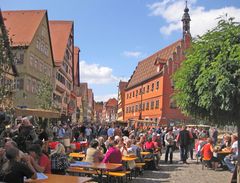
[69,162,122,183]
[25,174,92,183]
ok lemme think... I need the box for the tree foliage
[37,77,53,110]
[173,17,240,125]
[0,19,15,110]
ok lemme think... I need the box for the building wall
[14,14,54,108]
[53,25,74,116]
[124,76,164,122]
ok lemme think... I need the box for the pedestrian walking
[176,126,192,163]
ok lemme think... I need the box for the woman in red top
[144,137,155,152]
[201,138,219,169]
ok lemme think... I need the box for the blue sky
[1,0,240,101]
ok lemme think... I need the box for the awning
[15,108,60,118]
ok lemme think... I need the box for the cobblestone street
[132,151,232,183]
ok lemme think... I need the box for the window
[129,93,132,98]
[140,88,142,94]
[132,106,134,113]
[34,58,38,68]
[133,91,135,97]
[135,105,138,112]
[147,85,149,93]
[151,83,154,91]
[15,78,24,90]
[156,81,159,90]
[155,100,159,109]
[64,97,68,104]
[53,93,62,103]
[142,103,145,111]
[14,52,24,64]
[32,79,36,93]
[26,79,31,92]
[129,106,131,113]
[139,103,141,111]
[126,107,128,113]
[30,55,34,67]
[143,87,145,94]
[146,102,149,110]
[151,101,154,109]
[127,93,129,99]
[56,72,66,85]
[136,90,138,97]
[170,97,177,109]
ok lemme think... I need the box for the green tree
[0,13,15,110]
[173,16,240,178]
[37,77,53,110]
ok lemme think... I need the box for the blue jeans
[180,145,188,162]
[224,155,237,172]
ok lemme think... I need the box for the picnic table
[25,174,92,183]
[69,161,122,183]
[141,152,150,156]
[69,152,86,158]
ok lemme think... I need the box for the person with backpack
[176,126,193,164]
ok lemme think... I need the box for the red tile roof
[2,10,46,47]
[106,98,118,107]
[49,21,73,65]
[126,40,182,89]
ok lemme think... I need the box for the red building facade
[124,5,191,126]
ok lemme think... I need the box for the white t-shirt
[232,141,238,155]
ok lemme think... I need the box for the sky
[1,0,240,102]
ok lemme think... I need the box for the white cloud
[80,60,128,84]
[94,94,118,102]
[123,51,142,58]
[148,0,240,37]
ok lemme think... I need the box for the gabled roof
[106,98,118,107]
[49,21,73,65]
[126,40,182,89]
[2,10,46,47]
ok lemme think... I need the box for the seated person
[201,138,219,169]
[0,147,37,183]
[224,134,238,173]
[144,137,155,153]
[220,134,231,150]
[28,144,51,173]
[50,143,69,175]
[85,140,103,163]
[102,141,122,170]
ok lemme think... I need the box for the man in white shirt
[224,134,238,172]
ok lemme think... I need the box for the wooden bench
[106,171,131,183]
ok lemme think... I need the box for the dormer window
[154,57,166,72]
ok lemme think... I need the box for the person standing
[176,126,192,163]
[164,128,175,164]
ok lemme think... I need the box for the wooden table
[217,151,232,155]
[25,174,92,183]
[141,152,150,156]
[69,153,85,158]
[122,156,137,161]
[69,162,122,183]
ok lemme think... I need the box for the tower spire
[182,0,191,37]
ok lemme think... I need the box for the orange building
[124,5,191,126]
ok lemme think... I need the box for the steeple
[182,1,191,37]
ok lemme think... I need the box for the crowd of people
[0,116,238,183]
